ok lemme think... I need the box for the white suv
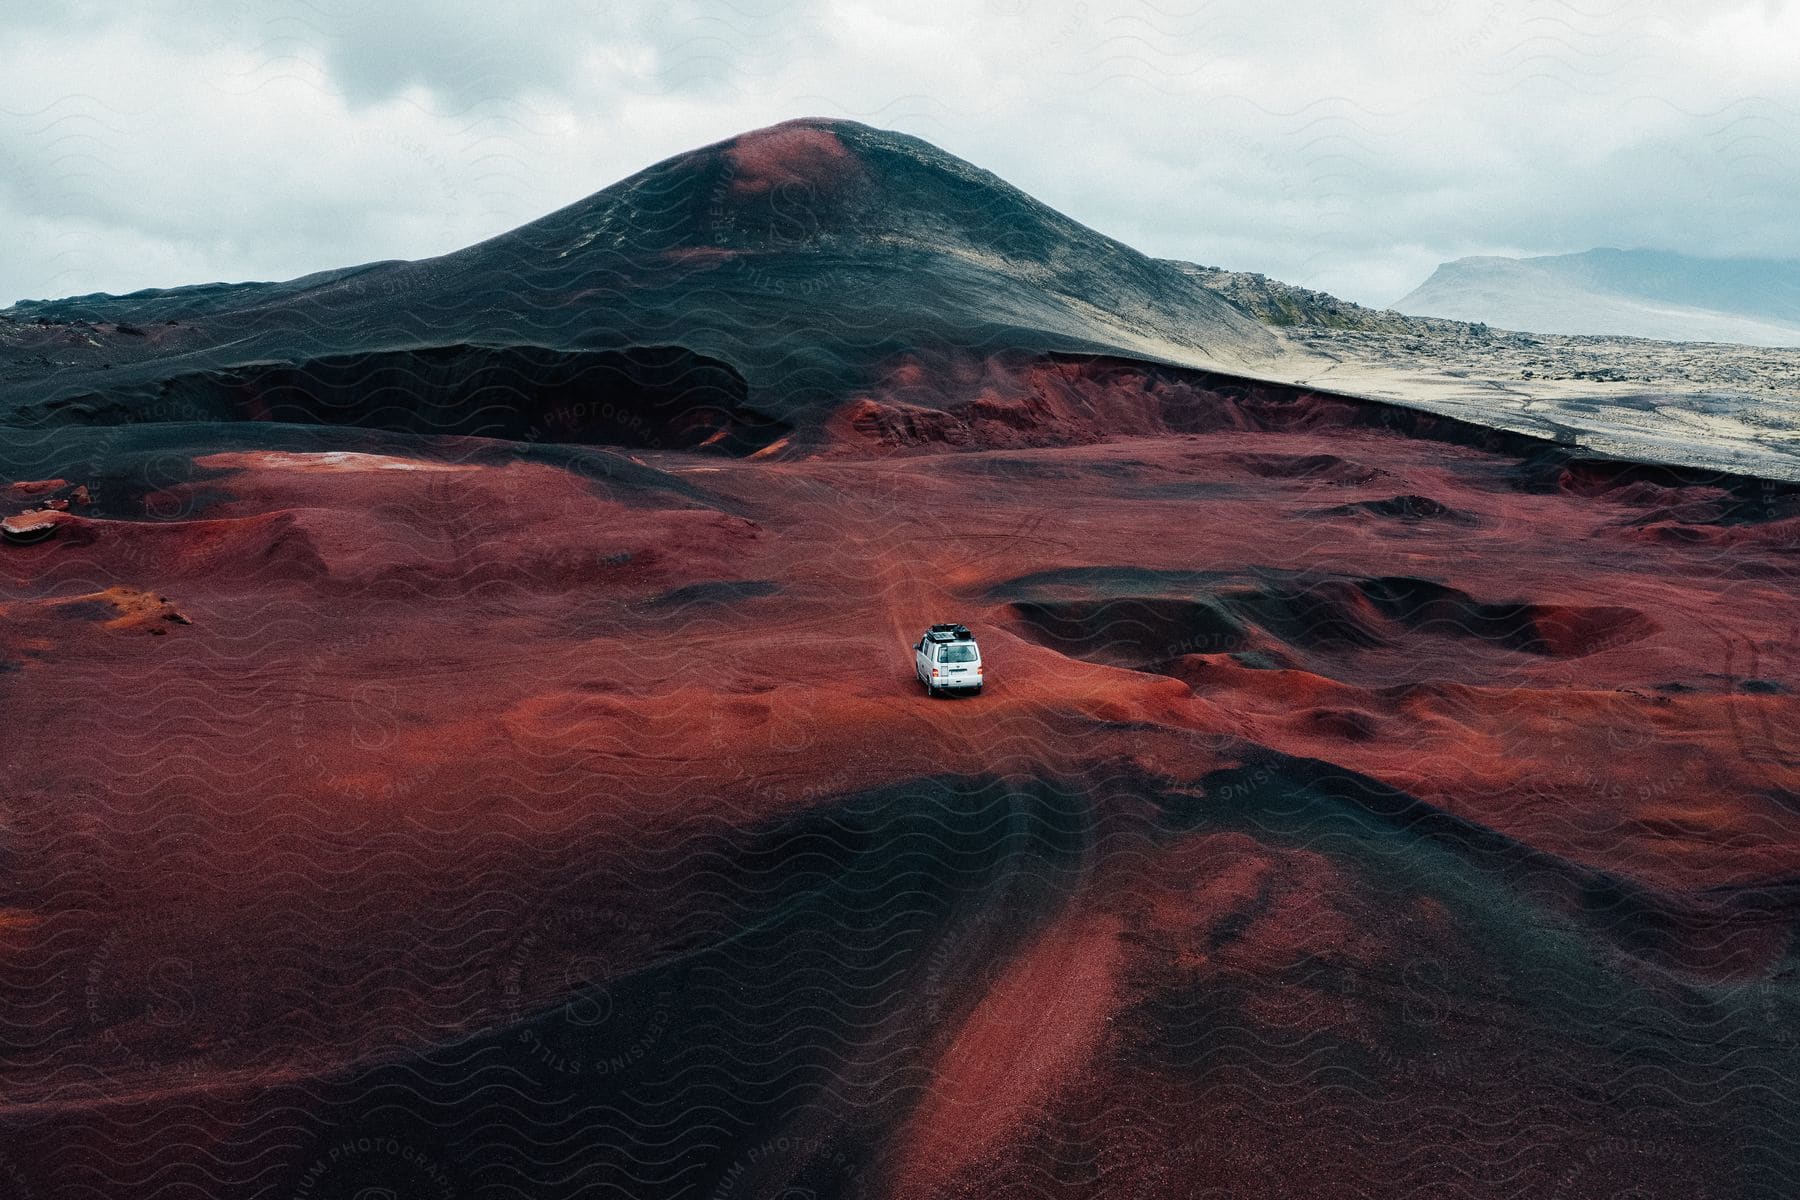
[915,624,983,696]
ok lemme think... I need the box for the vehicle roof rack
[927,623,973,642]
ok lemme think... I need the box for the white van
[914,624,983,696]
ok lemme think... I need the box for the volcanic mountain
[2,121,1798,1200]
[1,119,1286,453]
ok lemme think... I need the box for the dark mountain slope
[0,119,1280,449]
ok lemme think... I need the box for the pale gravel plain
[1177,265,1800,481]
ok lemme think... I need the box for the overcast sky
[4,0,1797,308]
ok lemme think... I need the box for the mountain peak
[715,118,870,196]
[488,116,1157,274]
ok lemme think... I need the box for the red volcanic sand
[891,907,1125,1198]
[1,362,1797,1198]
[727,121,860,195]
[662,244,742,267]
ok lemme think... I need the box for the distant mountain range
[1394,248,1800,347]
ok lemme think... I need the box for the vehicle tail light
[931,669,940,678]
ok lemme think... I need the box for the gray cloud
[3,0,1797,307]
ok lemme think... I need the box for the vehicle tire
[926,683,939,698]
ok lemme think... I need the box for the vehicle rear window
[940,643,978,663]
